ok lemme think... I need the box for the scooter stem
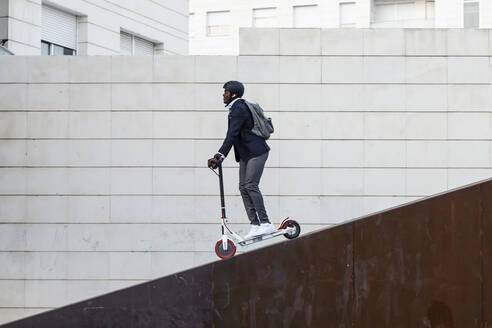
[218,162,226,234]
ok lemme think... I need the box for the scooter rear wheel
[281,220,301,239]
[215,239,236,259]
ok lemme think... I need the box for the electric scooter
[210,162,301,259]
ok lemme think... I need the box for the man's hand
[208,153,224,169]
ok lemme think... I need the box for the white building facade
[190,0,492,55]
[0,0,188,55]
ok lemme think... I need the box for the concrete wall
[1,28,492,323]
[3,0,188,55]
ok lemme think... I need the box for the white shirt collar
[226,97,241,110]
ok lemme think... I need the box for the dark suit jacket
[218,99,270,162]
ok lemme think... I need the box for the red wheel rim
[215,239,236,259]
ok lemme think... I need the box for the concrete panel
[110,196,152,222]
[26,196,68,222]
[0,140,26,166]
[0,196,26,222]
[0,112,26,138]
[279,168,322,195]
[239,28,279,55]
[195,56,237,83]
[66,224,110,252]
[27,57,69,83]
[27,112,68,138]
[278,140,322,167]
[447,85,490,111]
[279,56,321,83]
[110,252,151,279]
[0,309,46,326]
[321,28,363,55]
[447,29,489,56]
[153,168,195,194]
[69,84,111,110]
[364,141,406,167]
[66,252,110,279]
[25,280,67,307]
[278,84,322,110]
[152,195,195,222]
[237,56,279,83]
[111,168,152,194]
[68,140,111,166]
[0,280,25,307]
[448,113,490,139]
[153,55,195,82]
[111,112,153,138]
[320,196,365,223]
[111,84,153,110]
[0,168,26,194]
[27,140,68,166]
[0,56,28,82]
[278,196,321,223]
[406,141,448,167]
[447,141,489,167]
[322,57,364,83]
[0,252,25,279]
[153,139,194,166]
[405,57,447,83]
[0,224,26,250]
[153,112,195,138]
[65,280,110,305]
[406,169,447,195]
[0,84,27,109]
[363,57,405,83]
[323,140,364,167]
[69,56,111,83]
[405,29,447,56]
[26,168,69,195]
[25,224,68,251]
[68,168,110,194]
[448,169,492,189]
[24,252,67,279]
[27,84,70,110]
[365,113,405,139]
[363,29,405,55]
[404,113,447,139]
[68,196,110,223]
[405,85,447,111]
[68,112,111,138]
[448,57,489,84]
[152,84,195,109]
[151,252,196,279]
[194,112,227,139]
[324,112,364,139]
[194,83,225,110]
[279,29,321,55]
[323,168,364,195]
[277,111,324,139]
[364,168,406,195]
[242,84,279,111]
[111,56,153,82]
[363,84,406,111]
[322,84,365,110]
[362,196,408,215]
[111,140,152,166]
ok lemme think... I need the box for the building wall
[1,28,492,323]
[190,0,490,55]
[3,0,188,55]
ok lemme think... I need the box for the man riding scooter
[208,81,274,239]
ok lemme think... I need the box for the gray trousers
[239,152,269,225]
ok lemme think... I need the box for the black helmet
[223,80,244,98]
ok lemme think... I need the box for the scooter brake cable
[209,167,219,177]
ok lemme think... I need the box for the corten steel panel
[213,224,353,328]
[2,178,492,328]
[1,265,213,328]
[354,184,482,327]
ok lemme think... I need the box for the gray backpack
[245,101,274,140]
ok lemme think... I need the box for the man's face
[223,89,233,105]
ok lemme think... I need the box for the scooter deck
[238,229,291,246]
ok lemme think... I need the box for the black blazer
[218,99,270,163]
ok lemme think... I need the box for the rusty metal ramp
[3,178,492,328]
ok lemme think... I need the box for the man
[208,81,274,239]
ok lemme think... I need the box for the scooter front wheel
[215,239,236,259]
[281,220,301,239]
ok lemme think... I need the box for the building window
[373,0,415,23]
[293,5,319,28]
[120,31,155,55]
[464,0,479,28]
[253,7,277,27]
[41,5,77,56]
[340,2,356,27]
[207,11,231,36]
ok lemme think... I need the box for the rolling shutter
[41,5,77,50]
